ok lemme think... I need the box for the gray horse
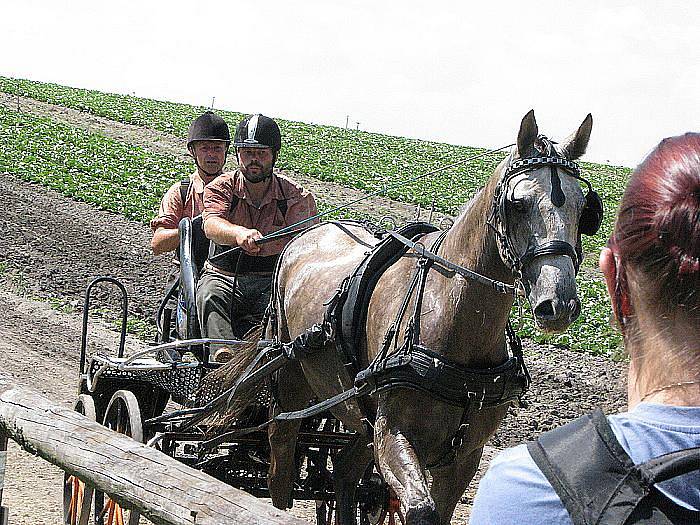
[256,111,595,524]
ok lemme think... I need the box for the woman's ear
[600,247,632,327]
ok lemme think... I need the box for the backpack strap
[277,199,288,217]
[528,409,700,525]
[275,175,288,218]
[179,179,190,204]
[640,446,700,484]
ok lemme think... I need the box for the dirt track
[0,97,627,524]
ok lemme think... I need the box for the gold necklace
[641,380,700,402]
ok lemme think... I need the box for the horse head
[492,110,599,332]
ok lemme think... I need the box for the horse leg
[267,361,314,509]
[331,433,373,525]
[429,446,483,525]
[268,416,302,509]
[374,413,438,525]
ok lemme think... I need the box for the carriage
[64,111,602,525]
[64,213,397,525]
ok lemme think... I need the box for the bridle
[490,140,601,279]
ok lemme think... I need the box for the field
[0,75,631,355]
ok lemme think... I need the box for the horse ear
[517,110,538,157]
[561,113,593,160]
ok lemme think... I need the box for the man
[197,114,318,354]
[150,110,230,256]
[150,111,230,341]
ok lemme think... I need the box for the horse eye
[510,197,529,213]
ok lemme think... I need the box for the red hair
[612,133,700,309]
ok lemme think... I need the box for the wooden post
[0,372,307,525]
[0,432,8,525]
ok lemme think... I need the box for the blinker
[579,190,603,236]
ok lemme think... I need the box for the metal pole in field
[345,115,349,129]
[0,432,9,525]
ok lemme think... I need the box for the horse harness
[261,220,530,466]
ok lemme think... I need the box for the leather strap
[386,230,522,296]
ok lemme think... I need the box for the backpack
[528,408,700,525]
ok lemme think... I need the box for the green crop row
[0,78,628,356]
[0,106,191,222]
[0,76,631,266]
[0,105,346,221]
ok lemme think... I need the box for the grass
[0,76,630,356]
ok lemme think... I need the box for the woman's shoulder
[470,444,572,524]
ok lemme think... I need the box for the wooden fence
[0,371,307,525]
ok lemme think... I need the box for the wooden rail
[0,371,308,525]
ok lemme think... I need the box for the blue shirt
[469,403,700,524]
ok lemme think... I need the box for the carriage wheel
[317,499,347,525]
[63,395,97,525]
[94,390,143,525]
[316,495,399,525]
[360,489,404,525]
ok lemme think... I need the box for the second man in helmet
[197,114,319,357]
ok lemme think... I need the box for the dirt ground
[0,96,627,524]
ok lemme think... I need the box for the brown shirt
[202,170,319,258]
[150,171,207,232]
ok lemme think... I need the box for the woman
[470,133,700,524]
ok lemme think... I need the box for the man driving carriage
[196,114,318,359]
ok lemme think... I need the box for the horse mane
[455,186,484,216]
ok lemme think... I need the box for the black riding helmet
[186,111,231,150]
[233,114,282,152]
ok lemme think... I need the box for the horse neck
[434,174,515,365]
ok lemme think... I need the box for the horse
[220,110,598,524]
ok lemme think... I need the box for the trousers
[196,269,272,340]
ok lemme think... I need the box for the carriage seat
[172,216,206,342]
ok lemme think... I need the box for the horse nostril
[534,300,555,319]
[569,298,581,322]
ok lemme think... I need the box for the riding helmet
[233,114,282,152]
[186,111,231,149]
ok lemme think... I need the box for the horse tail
[194,325,270,429]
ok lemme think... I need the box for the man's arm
[150,181,186,255]
[203,216,262,254]
[151,227,180,255]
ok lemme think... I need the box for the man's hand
[204,217,263,254]
[236,227,262,254]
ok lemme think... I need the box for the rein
[385,229,524,297]
[209,144,514,263]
